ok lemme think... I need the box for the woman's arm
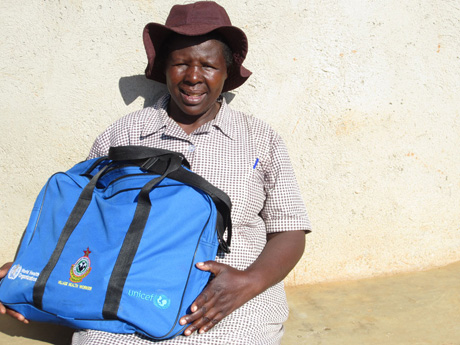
[179,230,306,336]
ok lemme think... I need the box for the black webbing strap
[32,164,110,310]
[109,146,232,252]
[109,146,190,169]
[80,156,109,178]
[102,154,183,319]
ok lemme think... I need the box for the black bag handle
[33,164,111,309]
[109,146,232,252]
[109,146,191,169]
[102,154,183,320]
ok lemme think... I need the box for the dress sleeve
[260,132,312,234]
[86,113,135,159]
[87,132,110,159]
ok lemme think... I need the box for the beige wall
[1,0,459,286]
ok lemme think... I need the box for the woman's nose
[184,66,202,84]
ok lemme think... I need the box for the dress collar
[141,93,235,140]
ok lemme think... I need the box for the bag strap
[81,156,110,178]
[102,154,183,319]
[109,146,191,169]
[109,146,232,252]
[32,164,111,310]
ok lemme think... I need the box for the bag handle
[110,146,232,252]
[86,147,231,251]
[102,154,184,319]
[33,164,111,309]
[109,146,191,169]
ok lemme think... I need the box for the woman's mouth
[180,90,206,104]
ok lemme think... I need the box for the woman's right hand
[0,262,29,324]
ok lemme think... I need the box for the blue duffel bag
[0,146,231,340]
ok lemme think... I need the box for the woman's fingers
[0,262,29,324]
[183,306,221,336]
[180,261,254,336]
[0,262,13,277]
[0,303,29,324]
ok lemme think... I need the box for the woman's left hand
[179,261,256,336]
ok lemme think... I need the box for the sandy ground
[0,261,459,345]
[283,261,460,345]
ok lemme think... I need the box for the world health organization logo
[7,264,22,280]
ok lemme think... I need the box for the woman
[0,2,311,344]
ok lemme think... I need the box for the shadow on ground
[0,315,72,344]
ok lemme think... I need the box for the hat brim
[143,22,251,92]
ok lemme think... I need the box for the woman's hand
[0,262,29,324]
[179,261,257,336]
[180,230,306,336]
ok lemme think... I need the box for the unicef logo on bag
[154,294,171,309]
[8,264,22,280]
[127,289,171,309]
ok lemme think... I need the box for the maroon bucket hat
[143,1,252,92]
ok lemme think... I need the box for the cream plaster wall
[1,0,459,286]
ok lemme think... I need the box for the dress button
[188,144,196,153]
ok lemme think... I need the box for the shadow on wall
[118,75,236,108]
[0,314,73,344]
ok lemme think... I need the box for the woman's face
[165,36,228,124]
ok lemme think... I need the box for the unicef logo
[154,294,171,309]
[8,264,22,280]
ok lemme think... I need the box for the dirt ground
[283,261,460,345]
[1,261,459,345]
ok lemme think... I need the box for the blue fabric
[0,156,222,340]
